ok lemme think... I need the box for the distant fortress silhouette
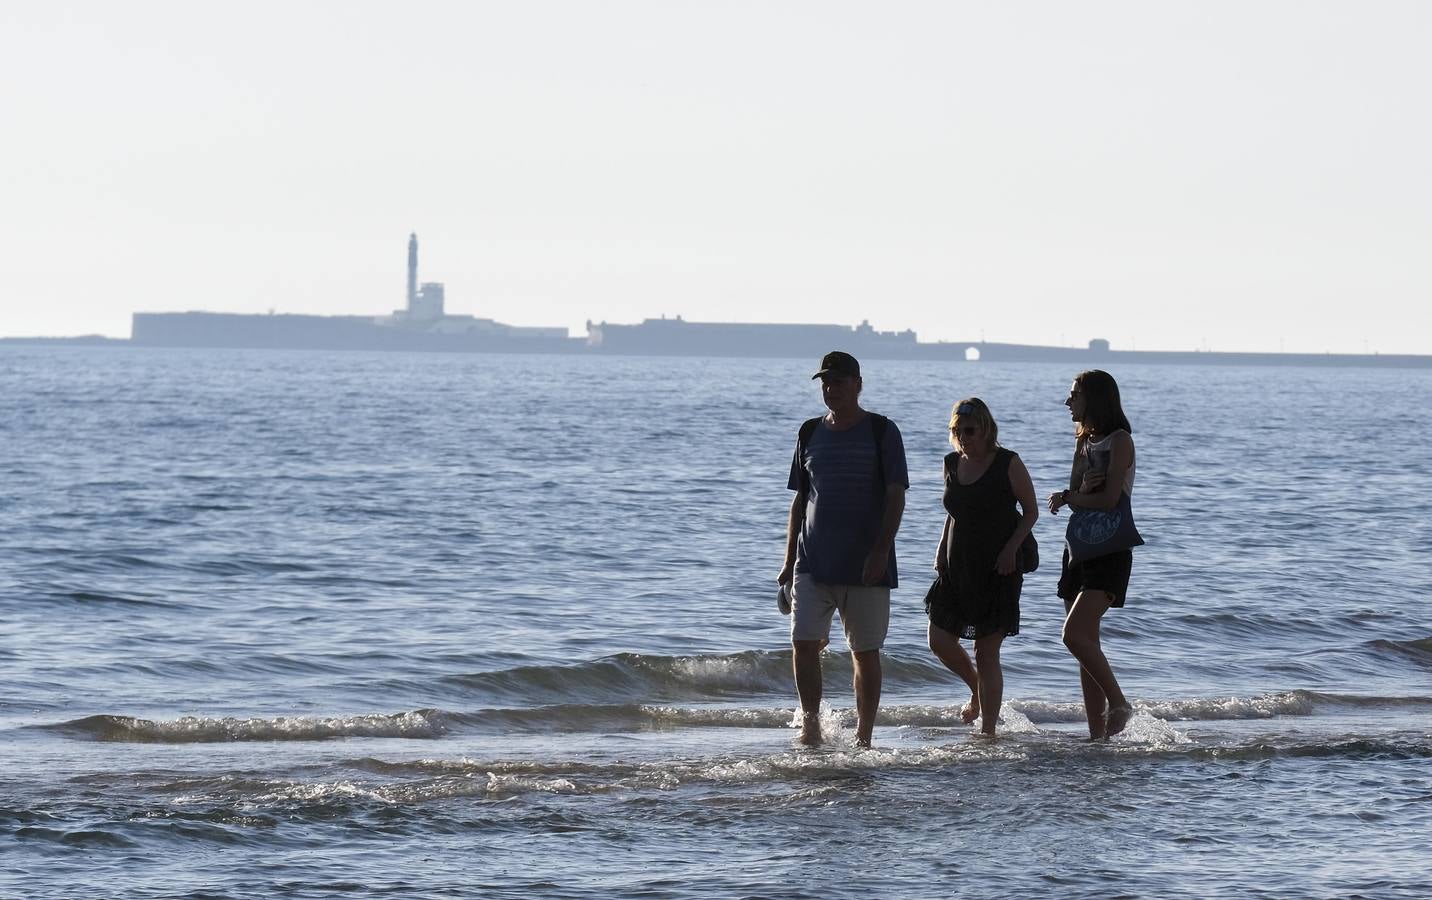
[101,234,1432,369]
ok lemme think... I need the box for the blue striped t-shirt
[787,414,909,588]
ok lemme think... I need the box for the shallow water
[2,347,1430,898]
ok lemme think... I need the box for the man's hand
[861,550,889,586]
[777,561,795,587]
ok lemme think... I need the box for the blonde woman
[928,398,1038,735]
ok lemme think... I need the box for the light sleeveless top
[1084,430,1135,495]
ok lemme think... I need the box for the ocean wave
[40,690,1386,747]
[22,727,1432,817]
[51,589,172,609]
[45,710,449,743]
[439,650,953,705]
[119,727,1202,806]
[450,692,1333,734]
[1018,690,1432,722]
[440,651,796,703]
[448,702,795,732]
[1368,636,1432,666]
[12,826,139,848]
[1301,690,1432,708]
[1186,736,1432,762]
[1111,691,1316,721]
[350,731,1431,799]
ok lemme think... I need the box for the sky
[2,1,1430,353]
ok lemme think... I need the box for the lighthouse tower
[403,233,445,320]
[406,233,419,310]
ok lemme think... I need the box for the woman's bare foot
[960,693,980,725]
[798,713,822,746]
[1105,703,1134,737]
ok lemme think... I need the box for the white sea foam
[62,710,448,743]
[1135,692,1313,721]
[1010,692,1313,725]
[997,703,1041,734]
[1111,710,1192,747]
[250,780,392,805]
[639,705,791,728]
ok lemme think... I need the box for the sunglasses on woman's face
[953,425,981,436]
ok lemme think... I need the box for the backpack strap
[869,413,889,486]
[795,416,823,496]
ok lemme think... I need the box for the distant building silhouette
[396,233,445,321]
[117,233,1432,368]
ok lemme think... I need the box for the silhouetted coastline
[5,314,1430,369]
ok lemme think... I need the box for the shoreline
[5,332,1431,369]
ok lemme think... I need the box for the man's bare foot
[960,693,980,725]
[855,735,872,750]
[798,713,822,746]
[1105,704,1134,737]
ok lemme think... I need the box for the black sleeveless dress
[927,448,1023,639]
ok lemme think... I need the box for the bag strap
[869,413,889,486]
[796,416,822,496]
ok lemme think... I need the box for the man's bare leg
[793,639,825,745]
[852,648,882,748]
[1061,592,1131,737]
[929,623,980,724]
[973,633,1005,736]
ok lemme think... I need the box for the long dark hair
[1074,369,1132,440]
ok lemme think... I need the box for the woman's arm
[1063,432,1133,511]
[935,455,951,572]
[997,454,1039,574]
[936,515,950,573]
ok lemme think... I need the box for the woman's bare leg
[973,633,1005,735]
[1061,592,1131,737]
[928,622,980,724]
[1076,664,1107,739]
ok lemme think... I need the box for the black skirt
[1057,547,1132,608]
[926,570,1022,640]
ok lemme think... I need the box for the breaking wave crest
[47,710,449,743]
[36,690,1377,744]
[438,650,952,705]
[72,729,1432,811]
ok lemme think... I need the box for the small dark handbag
[1064,491,1143,564]
[948,450,1038,573]
[1017,531,1039,573]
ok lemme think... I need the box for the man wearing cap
[778,350,909,747]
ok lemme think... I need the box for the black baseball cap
[812,351,860,380]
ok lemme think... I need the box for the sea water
[1,347,1429,898]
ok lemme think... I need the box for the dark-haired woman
[928,398,1038,736]
[1047,370,1137,738]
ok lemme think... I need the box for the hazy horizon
[3,2,1430,354]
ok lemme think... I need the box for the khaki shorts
[790,572,890,652]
